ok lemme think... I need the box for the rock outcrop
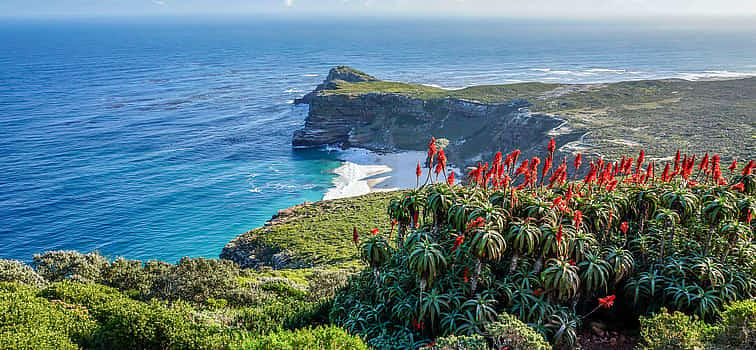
[292,67,585,165]
[295,66,379,104]
[220,202,311,269]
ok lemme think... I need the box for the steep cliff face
[293,67,585,165]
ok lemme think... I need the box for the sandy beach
[323,149,459,200]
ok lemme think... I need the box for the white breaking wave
[531,68,551,72]
[302,74,319,77]
[323,162,392,200]
[677,71,756,81]
[585,68,627,73]
[283,88,302,93]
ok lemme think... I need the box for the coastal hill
[293,66,756,165]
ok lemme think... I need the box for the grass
[241,191,401,268]
[324,75,756,163]
[325,80,560,103]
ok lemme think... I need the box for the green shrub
[101,258,151,296]
[433,335,488,350]
[33,251,109,283]
[715,300,756,347]
[0,259,46,288]
[306,268,353,301]
[486,313,551,350]
[258,279,307,300]
[150,257,240,303]
[240,325,369,350]
[42,281,246,350]
[639,308,718,350]
[0,282,98,350]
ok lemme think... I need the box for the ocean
[1,16,755,262]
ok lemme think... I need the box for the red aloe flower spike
[416,161,422,187]
[729,159,738,174]
[556,225,563,243]
[598,295,615,308]
[413,211,420,228]
[732,183,746,192]
[637,149,645,171]
[570,210,582,229]
[662,162,670,182]
[747,210,752,224]
[438,148,447,169]
[452,235,465,252]
[743,160,755,176]
[574,153,582,171]
[352,227,359,245]
[447,172,455,186]
[371,228,379,235]
[674,150,681,170]
[548,137,556,154]
[620,222,629,234]
[699,152,709,171]
[463,267,469,283]
[515,160,529,176]
[428,137,437,160]
[645,161,654,183]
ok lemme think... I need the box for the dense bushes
[0,251,367,350]
[717,300,756,347]
[331,138,756,349]
[0,282,98,350]
[639,308,717,350]
[241,325,370,350]
[487,313,551,350]
[150,257,241,303]
[33,251,109,283]
[41,282,246,350]
[0,259,46,288]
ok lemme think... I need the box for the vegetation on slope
[320,69,756,164]
[0,254,364,349]
[331,138,756,349]
[325,80,559,103]
[223,191,399,269]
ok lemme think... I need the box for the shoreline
[323,149,426,200]
[323,148,460,200]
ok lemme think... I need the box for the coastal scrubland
[3,137,756,350]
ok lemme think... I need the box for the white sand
[323,149,431,200]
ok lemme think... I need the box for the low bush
[306,268,354,301]
[240,325,369,350]
[638,308,718,350]
[0,282,98,350]
[0,259,46,288]
[433,335,488,350]
[101,258,151,296]
[33,251,109,283]
[41,281,246,350]
[150,257,240,303]
[235,298,327,335]
[715,299,756,347]
[487,313,551,350]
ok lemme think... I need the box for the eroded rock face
[220,202,311,269]
[294,92,583,166]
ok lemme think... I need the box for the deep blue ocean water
[1,17,755,262]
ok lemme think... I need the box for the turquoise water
[1,17,755,262]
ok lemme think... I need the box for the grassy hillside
[323,76,756,162]
[224,191,401,270]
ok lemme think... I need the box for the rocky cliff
[293,67,585,165]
